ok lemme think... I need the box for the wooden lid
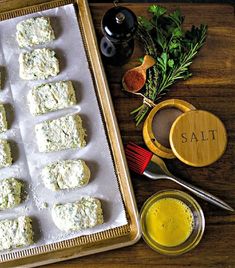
[169,110,227,167]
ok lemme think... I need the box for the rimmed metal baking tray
[0,0,141,266]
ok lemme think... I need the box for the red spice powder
[124,70,145,92]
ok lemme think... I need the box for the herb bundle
[131,5,207,125]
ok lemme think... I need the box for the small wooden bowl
[143,99,227,167]
[143,99,196,159]
[122,55,155,93]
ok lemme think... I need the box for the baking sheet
[0,3,127,253]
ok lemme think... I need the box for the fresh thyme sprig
[131,5,207,126]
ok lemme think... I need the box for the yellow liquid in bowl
[145,198,194,247]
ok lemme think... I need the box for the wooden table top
[48,2,234,268]
[0,1,234,267]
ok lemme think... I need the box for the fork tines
[125,142,153,174]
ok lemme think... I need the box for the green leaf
[161,52,168,64]
[148,5,167,18]
[169,39,181,51]
[133,5,208,125]
[138,16,153,31]
[155,30,167,50]
[168,59,174,68]
[173,27,183,38]
[168,10,184,26]
[183,71,192,80]
[157,52,168,72]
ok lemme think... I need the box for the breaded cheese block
[42,159,90,191]
[28,81,76,115]
[0,178,23,210]
[16,17,55,48]
[35,114,86,153]
[52,197,104,232]
[0,216,33,251]
[0,104,7,133]
[0,140,12,169]
[19,48,59,80]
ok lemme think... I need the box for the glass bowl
[140,190,205,256]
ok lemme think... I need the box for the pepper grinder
[100,5,137,66]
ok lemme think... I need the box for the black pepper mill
[100,5,137,66]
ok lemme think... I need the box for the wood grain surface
[1,0,226,268]
[46,2,234,267]
[0,1,233,267]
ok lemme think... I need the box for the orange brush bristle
[125,142,153,174]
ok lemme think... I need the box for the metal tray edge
[77,0,141,246]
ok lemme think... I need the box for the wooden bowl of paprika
[122,55,156,93]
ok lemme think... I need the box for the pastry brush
[125,142,234,211]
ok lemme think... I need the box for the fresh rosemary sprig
[131,5,207,126]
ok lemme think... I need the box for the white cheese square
[35,114,86,153]
[0,104,7,133]
[28,81,76,115]
[19,48,59,80]
[52,197,104,232]
[0,216,33,251]
[16,17,55,48]
[41,159,90,191]
[0,140,12,169]
[0,178,22,210]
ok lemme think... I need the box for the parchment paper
[0,4,127,253]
